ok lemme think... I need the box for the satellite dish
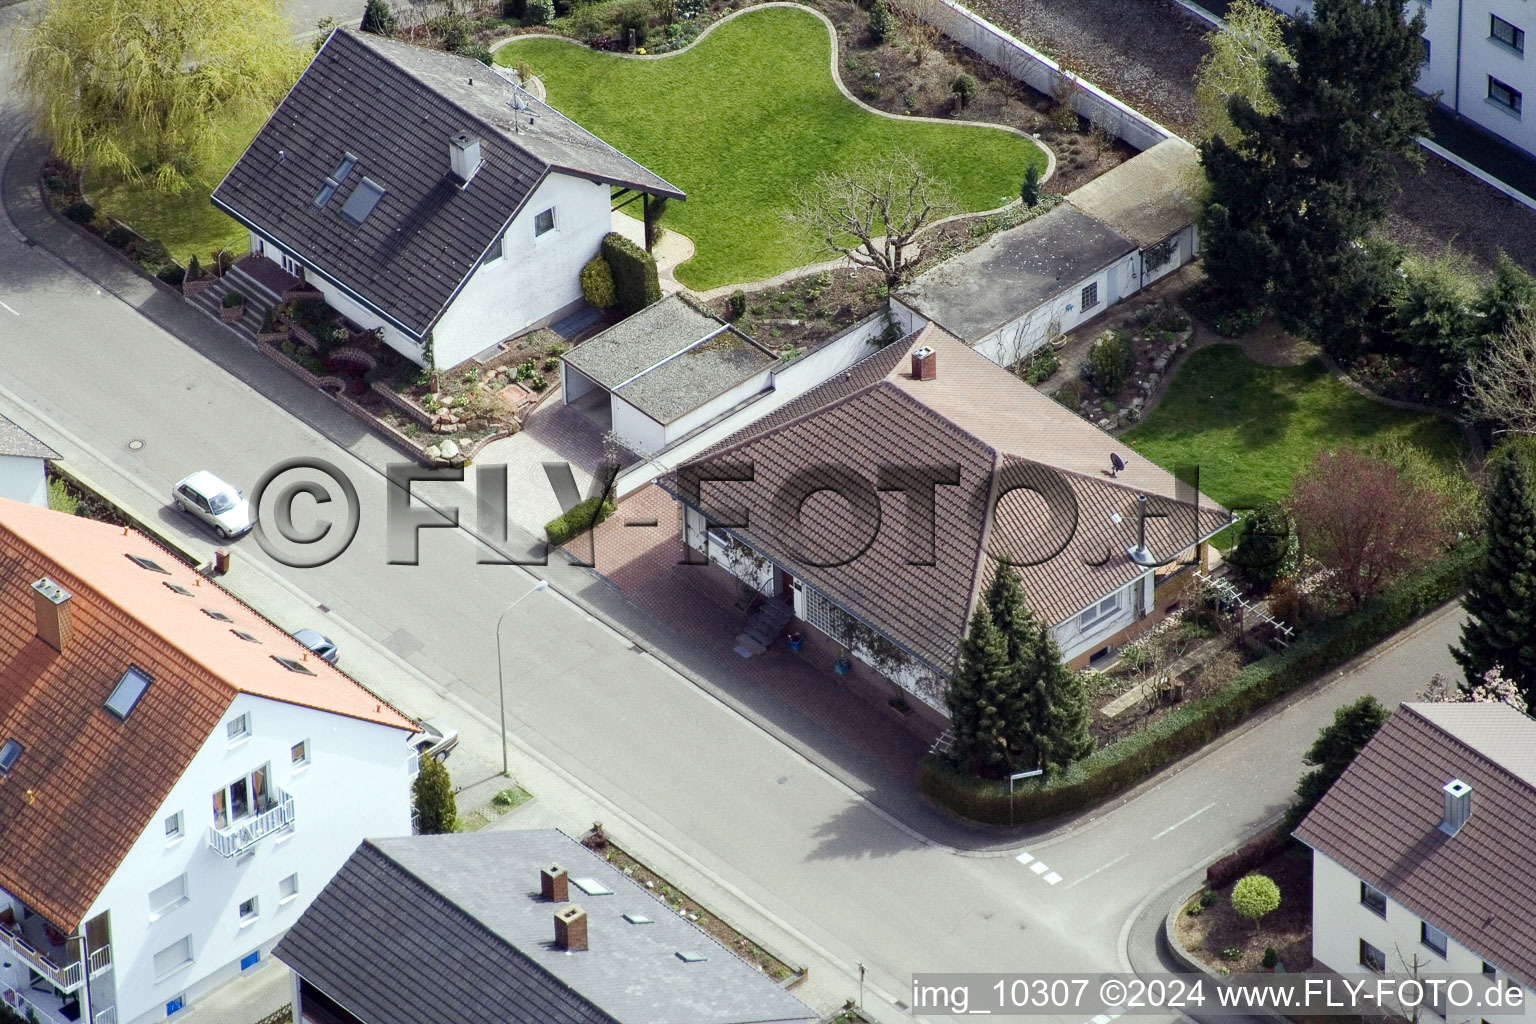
[1110,452,1126,477]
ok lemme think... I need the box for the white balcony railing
[0,926,82,992]
[206,790,295,858]
[88,944,112,977]
[93,1007,118,1024]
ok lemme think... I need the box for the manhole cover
[125,439,145,452]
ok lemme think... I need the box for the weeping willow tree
[16,0,307,193]
[1193,0,1294,147]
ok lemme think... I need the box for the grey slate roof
[211,29,683,339]
[0,415,57,460]
[1294,702,1536,989]
[896,204,1136,343]
[564,296,777,425]
[274,830,819,1024]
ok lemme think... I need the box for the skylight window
[231,630,262,644]
[340,178,386,226]
[572,877,613,896]
[127,554,169,574]
[313,154,360,208]
[0,740,22,776]
[163,582,193,596]
[675,951,707,963]
[623,912,653,924]
[202,609,234,622]
[104,666,152,720]
[271,656,315,676]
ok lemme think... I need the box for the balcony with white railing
[207,789,295,858]
[93,1005,117,1024]
[0,917,82,993]
[87,944,112,978]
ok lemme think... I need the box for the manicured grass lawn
[1122,345,1467,513]
[84,108,266,266]
[497,8,1045,290]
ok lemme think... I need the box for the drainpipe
[1454,0,1464,112]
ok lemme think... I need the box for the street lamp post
[496,579,549,776]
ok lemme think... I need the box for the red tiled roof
[0,500,415,928]
[668,326,1229,671]
[1295,703,1536,989]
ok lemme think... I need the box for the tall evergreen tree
[1199,0,1432,346]
[1284,695,1388,830]
[945,605,1013,778]
[982,568,1092,776]
[1476,252,1536,346]
[1454,443,1536,701]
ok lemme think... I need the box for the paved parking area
[474,390,612,536]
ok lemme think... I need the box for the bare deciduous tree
[788,153,956,288]
[1465,309,1536,436]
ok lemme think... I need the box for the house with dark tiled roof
[0,499,420,1024]
[661,325,1231,720]
[212,28,683,371]
[273,830,819,1024]
[1295,702,1536,1010]
[0,413,57,509]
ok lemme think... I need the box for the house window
[339,177,386,226]
[1489,76,1523,115]
[1359,939,1387,973]
[104,666,152,720]
[1421,921,1448,957]
[163,582,193,596]
[165,811,185,841]
[534,208,556,236]
[1359,881,1387,917]
[1080,282,1099,310]
[153,936,193,980]
[166,994,187,1017]
[211,763,271,830]
[148,875,189,921]
[278,874,299,903]
[1483,962,1497,977]
[127,554,170,574]
[1491,15,1525,53]
[227,714,250,742]
[1079,592,1121,631]
[1422,36,1431,64]
[201,608,233,622]
[483,228,507,265]
[237,896,259,924]
[291,740,309,767]
[231,630,261,644]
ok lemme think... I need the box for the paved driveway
[473,388,612,536]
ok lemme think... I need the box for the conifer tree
[1454,444,1536,702]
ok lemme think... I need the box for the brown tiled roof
[1294,703,1536,988]
[666,326,1229,671]
[0,500,416,929]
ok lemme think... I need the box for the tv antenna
[508,87,542,135]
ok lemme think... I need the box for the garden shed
[560,295,779,456]
[893,204,1139,369]
[1066,139,1202,290]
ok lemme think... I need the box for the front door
[780,570,794,602]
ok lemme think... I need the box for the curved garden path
[492,3,1056,295]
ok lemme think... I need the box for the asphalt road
[0,2,1469,1019]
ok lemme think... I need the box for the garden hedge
[601,232,661,315]
[545,494,617,545]
[919,541,1485,825]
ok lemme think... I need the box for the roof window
[271,656,315,676]
[127,554,169,574]
[202,609,234,622]
[104,666,152,720]
[0,740,22,776]
[231,630,262,644]
[314,153,359,208]
[340,178,386,226]
[163,582,193,596]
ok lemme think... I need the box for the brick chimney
[31,578,73,653]
[554,904,588,951]
[540,864,569,902]
[911,345,936,381]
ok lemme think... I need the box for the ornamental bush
[221,291,245,309]
[952,73,978,108]
[525,0,554,26]
[601,232,661,314]
[62,201,95,224]
[104,226,134,249]
[867,0,892,42]
[546,494,617,545]
[580,253,617,309]
[1231,874,1281,924]
[727,289,747,320]
[1088,330,1134,394]
[412,755,457,834]
[361,0,395,34]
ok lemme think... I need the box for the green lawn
[1122,345,1467,513]
[84,108,266,266]
[497,8,1045,290]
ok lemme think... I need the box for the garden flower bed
[1175,843,1314,975]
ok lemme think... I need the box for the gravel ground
[971,0,1536,277]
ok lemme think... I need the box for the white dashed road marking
[1016,850,1065,886]
[1015,852,1034,865]
[1063,852,1129,890]
[1152,801,1216,840]
[1043,871,1062,885]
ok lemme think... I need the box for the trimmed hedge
[580,253,617,309]
[920,541,1485,825]
[545,494,616,545]
[601,232,661,315]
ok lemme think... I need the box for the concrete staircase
[185,259,288,345]
[733,598,793,658]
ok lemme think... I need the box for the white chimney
[449,133,483,187]
[1439,778,1471,837]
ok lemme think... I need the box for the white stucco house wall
[1295,702,1536,1023]
[0,499,420,1024]
[0,414,57,509]
[212,28,682,371]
